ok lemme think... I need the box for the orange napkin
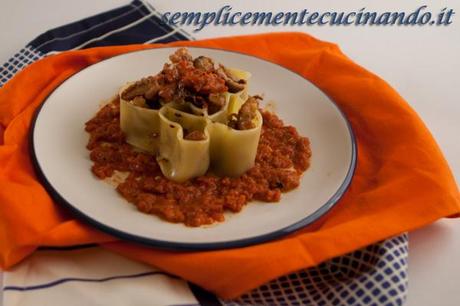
[0,33,459,299]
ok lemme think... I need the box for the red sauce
[85,99,311,227]
[176,60,228,95]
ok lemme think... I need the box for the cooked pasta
[209,104,262,176]
[119,85,160,152]
[118,48,256,181]
[157,106,210,182]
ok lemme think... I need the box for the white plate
[31,47,356,250]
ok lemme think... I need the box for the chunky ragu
[85,98,311,227]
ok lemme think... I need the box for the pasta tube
[209,97,262,177]
[119,85,160,153]
[157,106,210,182]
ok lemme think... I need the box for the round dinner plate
[31,47,356,250]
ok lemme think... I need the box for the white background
[0,1,459,305]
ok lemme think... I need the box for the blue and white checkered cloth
[0,1,408,305]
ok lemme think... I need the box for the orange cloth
[0,33,459,299]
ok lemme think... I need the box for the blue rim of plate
[30,46,357,251]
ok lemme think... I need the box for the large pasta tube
[209,108,262,177]
[119,85,160,153]
[157,106,210,182]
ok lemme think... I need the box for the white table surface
[0,1,459,305]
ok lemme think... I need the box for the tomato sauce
[85,98,311,227]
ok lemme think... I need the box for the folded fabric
[2,238,408,306]
[3,246,201,306]
[0,0,191,89]
[0,32,458,299]
[0,2,410,303]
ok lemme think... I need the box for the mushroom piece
[216,65,246,93]
[121,76,156,100]
[185,93,207,109]
[228,96,260,130]
[193,56,215,72]
[144,77,161,100]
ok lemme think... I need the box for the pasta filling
[228,96,261,130]
[120,48,247,115]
